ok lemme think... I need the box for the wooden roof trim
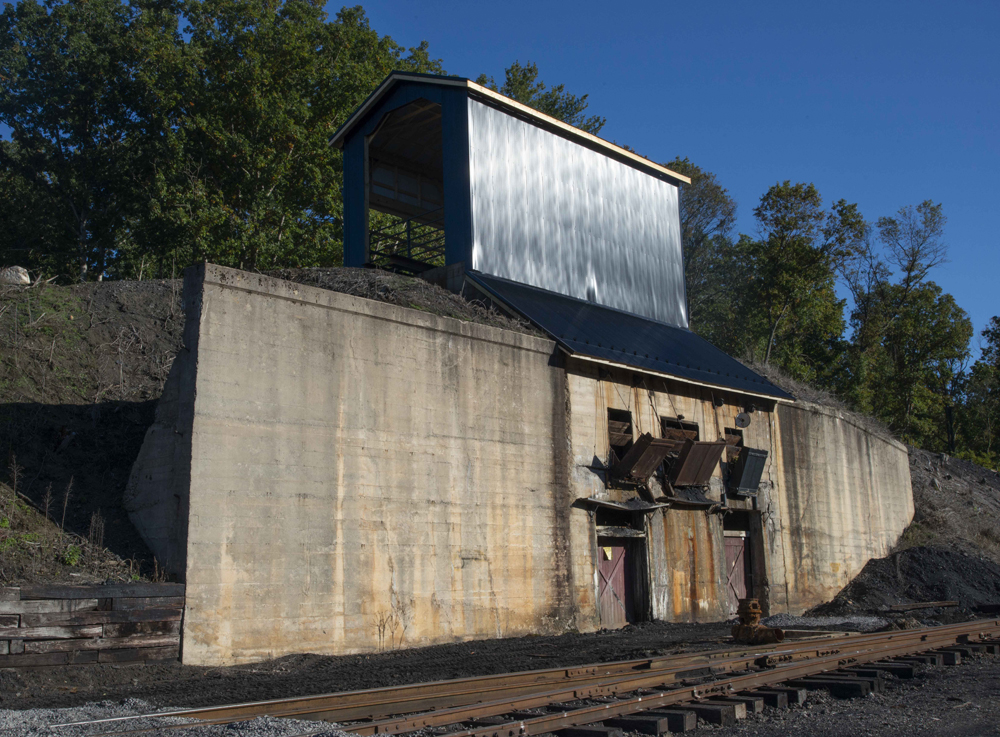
[329,73,691,186]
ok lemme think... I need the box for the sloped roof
[329,71,690,186]
[467,271,793,402]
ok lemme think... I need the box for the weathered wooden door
[725,536,747,617]
[597,539,630,628]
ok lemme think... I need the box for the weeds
[88,510,105,548]
[62,545,82,566]
[61,476,73,531]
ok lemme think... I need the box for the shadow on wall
[0,401,157,570]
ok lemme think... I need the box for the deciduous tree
[476,61,605,134]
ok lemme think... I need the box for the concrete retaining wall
[134,265,595,665]
[126,265,914,663]
[772,401,914,613]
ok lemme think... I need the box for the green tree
[0,0,179,280]
[663,157,737,332]
[144,2,444,273]
[1,1,443,280]
[721,183,862,380]
[837,201,974,447]
[476,61,605,134]
[956,316,1000,468]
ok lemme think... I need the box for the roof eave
[561,348,794,404]
[327,73,691,185]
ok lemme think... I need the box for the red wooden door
[724,536,747,617]
[598,539,629,628]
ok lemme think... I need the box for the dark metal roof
[468,272,793,401]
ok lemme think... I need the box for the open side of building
[126,265,913,665]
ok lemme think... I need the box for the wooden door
[724,536,747,617]
[597,539,630,628]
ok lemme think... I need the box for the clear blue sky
[345,0,999,355]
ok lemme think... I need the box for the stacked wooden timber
[0,583,184,667]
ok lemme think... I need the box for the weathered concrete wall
[647,509,727,622]
[124,271,202,575]
[167,265,595,665]
[773,401,913,613]
[564,360,778,622]
[127,265,915,660]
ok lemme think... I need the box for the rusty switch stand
[731,598,784,645]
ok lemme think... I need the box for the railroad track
[55,618,1000,736]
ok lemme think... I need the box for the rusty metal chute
[666,439,728,487]
[728,446,769,497]
[612,433,678,485]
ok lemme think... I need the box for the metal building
[331,72,692,328]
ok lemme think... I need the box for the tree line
[671,160,997,469]
[1,0,996,467]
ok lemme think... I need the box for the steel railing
[368,208,445,273]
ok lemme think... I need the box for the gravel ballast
[0,698,347,737]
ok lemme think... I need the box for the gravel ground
[709,654,1000,736]
[5,655,1000,736]
[761,613,889,631]
[0,698,348,736]
[0,621,732,712]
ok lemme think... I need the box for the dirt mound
[266,267,541,336]
[0,280,184,577]
[902,446,1000,563]
[809,546,1000,616]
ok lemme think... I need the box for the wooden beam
[18,583,185,600]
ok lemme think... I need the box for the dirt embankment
[903,446,1000,562]
[0,280,184,581]
[810,448,1000,618]
[0,268,536,582]
[266,267,540,335]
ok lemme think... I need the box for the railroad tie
[842,667,892,681]
[555,726,624,737]
[742,690,789,708]
[834,672,884,694]
[758,686,808,704]
[640,710,697,733]
[783,677,871,699]
[933,649,964,665]
[467,716,514,727]
[865,662,916,678]
[545,703,581,713]
[602,713,687,735]
[714,695,765,714]
[681,701,741,726]
[897,653,945,666]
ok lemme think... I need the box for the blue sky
[346,0,999,356]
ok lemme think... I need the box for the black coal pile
[809,546,1000,616]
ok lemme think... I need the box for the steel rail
[431,620,1000,737]
[59,646,781,733]
[63,620,1000,736]
[53,645,778,727]
[339,620,1000,736]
